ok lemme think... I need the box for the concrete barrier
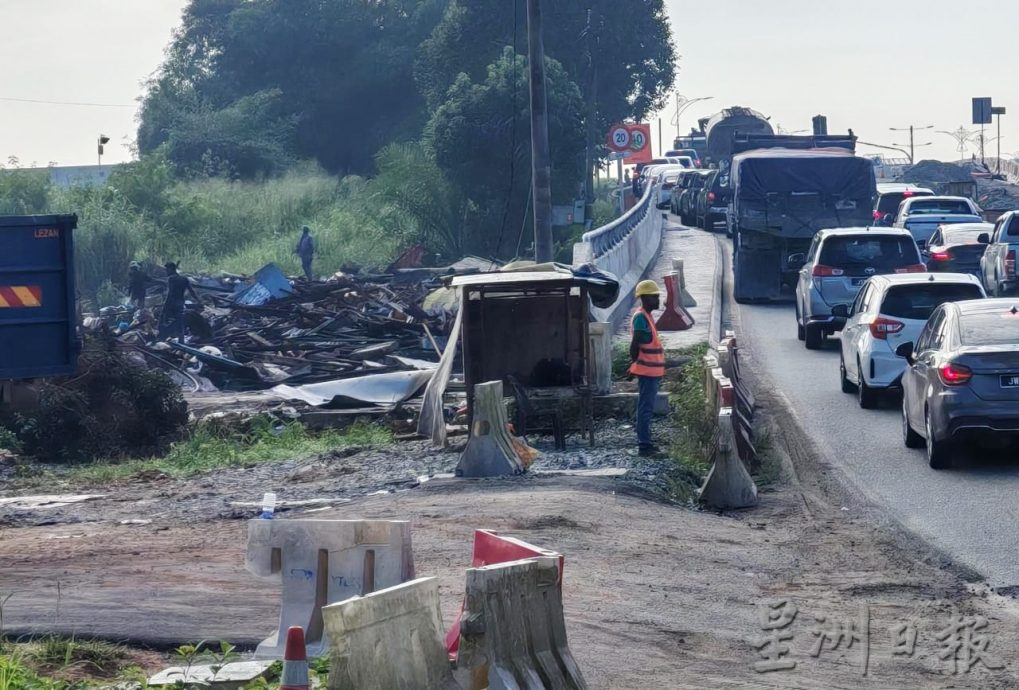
[445,530,564,660]
[456,381,525,478]
[573,182,664,330]
[655,272,695,331]
[670,258,697,308]
[699,408,759,510]
[323,577,457,690]
[245,519,415,659]
[455,557,587,690]
[587,322,612,395]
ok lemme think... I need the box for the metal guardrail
[581,181,655,259]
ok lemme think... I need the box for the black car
[924,223,994,276]
[678,171,711,226]
[898,298,1019,468]
[695,170,731,231]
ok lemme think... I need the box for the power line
[0,96,135,108]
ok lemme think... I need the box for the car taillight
[1007,250,1016,278]
[938,362,972,386]
[707,192,716,202]
[868,317,905,340]
[895,264,927,273]
[903,190,914,197]
[873,210,882,220]
[812,265,844,277]
[929,251,950,262]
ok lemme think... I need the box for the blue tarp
[231,263,294,306]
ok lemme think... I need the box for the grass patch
[661,343,715,503]
[63,417,392,484]
[0,637,136,689]
[28,636,126,676]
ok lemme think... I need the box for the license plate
[1001,375,1019,388]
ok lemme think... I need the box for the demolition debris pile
[91,262,465,396]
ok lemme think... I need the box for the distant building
[9,164,125,188]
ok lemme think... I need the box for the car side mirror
[978,232,990,244]
[883,213,894,224]
[831,304,849,318]
[895,341,915,364]
[788,253,806,266]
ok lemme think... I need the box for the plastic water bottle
[260,492,277,519]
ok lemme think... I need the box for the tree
[417,0,676,126]
[138,0,447,177]
[426,48,585,258]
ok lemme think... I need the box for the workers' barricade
[456,381,527,478]
[445,530,564,660]
[454,557,588,690]
[322,577,458,690]
[655,271,695,332]
[245,519,415,659]
[671,258,697,308]
[699,333,759,509]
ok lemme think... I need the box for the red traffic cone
[279,626,310,690]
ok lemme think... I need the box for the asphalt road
[728,241,1019,590]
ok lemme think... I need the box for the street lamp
[97,133,110,167]
[671,94,714,137]
[889,125,933,164]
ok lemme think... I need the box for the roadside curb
[708,235,724,348]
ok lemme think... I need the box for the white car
[836,272,986,408]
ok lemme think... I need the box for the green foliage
[418,0,677,127]
[6,334,188,463]
[426,48,585,257]
[139,0,446,177]
[66,419,392,483]
[661,343,715,503]
[0,168,51,214]
[29,636,126,675]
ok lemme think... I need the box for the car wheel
[925,406,952,469]
[840,354,856,393]
[804,324,823,350]
[857,359,879,408]
[902,395,923,448]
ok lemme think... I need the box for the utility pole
[582,9,599,214]
[890,124,932,164]
[526,0,553,263]
[992,106,1007,174]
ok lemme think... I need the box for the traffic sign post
[623,123,652,166]
[973,97,993,165]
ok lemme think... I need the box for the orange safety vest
[629,307,665,378]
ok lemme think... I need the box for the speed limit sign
[607,125,631,153]
[629,129,647,152]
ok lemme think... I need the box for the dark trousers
[637,375,661,448]
[158,304,185,341]
[301,256,313,281]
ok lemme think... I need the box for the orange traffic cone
[279,626,310,690]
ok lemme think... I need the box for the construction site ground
[4,385,1019,688]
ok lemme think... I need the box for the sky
[657,0,1017,163]
[0,0,1014,167]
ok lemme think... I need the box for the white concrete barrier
[323,577,457,690]
[245,519,415,659]
[699,408,758,510]
[574,183,664,329]
[455,557,588,690]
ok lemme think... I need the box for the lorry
[891,195,983,248]
[673,106,773,168]
[0,214,80,384]
[978,210,1019,296]
[729,139,877,302]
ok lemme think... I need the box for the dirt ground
[4,384,1019,690]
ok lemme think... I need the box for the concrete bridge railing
[573,181,664,329]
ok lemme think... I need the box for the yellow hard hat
[635,280,660,297]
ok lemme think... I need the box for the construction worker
[630,280,666,457]
[294,225,316,281]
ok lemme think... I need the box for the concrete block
[245,519,415,659]
[671,258,697,307]
[323,577,457,690]
[149,660,275,690]
[699,408,758,510]
[588,322,612,395]
[455,557,588,690]
[457,381,525,478]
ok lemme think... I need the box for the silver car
[795,227,925,350]
[898,299,1019,468]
